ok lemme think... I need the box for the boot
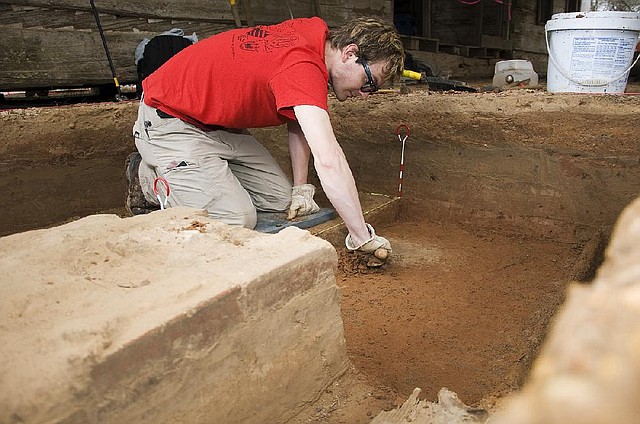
[125,152,159,215]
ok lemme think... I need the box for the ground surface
[289,215,575,423]
[2,81,640,423]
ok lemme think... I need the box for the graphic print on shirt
[235,21,299,54]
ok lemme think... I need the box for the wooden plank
[401,37,420,51]
[419,37,438,52]
[0,22,237,90]
[439,44,462,55]
[421,0,431,38]
[311,0,321,17]
[3,0,237,21]
[2,0,384,28]
[474,0,482,46]
[481,34,512,51]
[400,35,438,53]
[0,27,153,89]
[430,0,477,46]
[467,46,486,58]
[241,0,255,26]
[508,0,549,54]
[0,0,392,90]
[0,0,346,24]
[0,0,392,29]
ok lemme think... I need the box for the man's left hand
[287,184,320,220]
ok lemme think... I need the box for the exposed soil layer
[340,217,574,403]
[2,85,639,422]
[287,214,575,424]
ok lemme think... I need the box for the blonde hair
[328,17,405,83]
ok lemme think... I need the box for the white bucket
[545,11,640,93]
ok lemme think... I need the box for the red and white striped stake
[395,124,410,197]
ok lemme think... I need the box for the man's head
[327,17,405,100]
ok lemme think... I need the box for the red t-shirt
[143,18,329,129]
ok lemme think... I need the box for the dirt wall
[2,89,639,243]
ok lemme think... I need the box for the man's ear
[341,43,359,63]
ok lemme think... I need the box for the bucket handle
[545,29,640,88]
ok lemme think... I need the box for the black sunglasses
[357,58,378,93]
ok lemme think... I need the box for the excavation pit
[1,88,639,423]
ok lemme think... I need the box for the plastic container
[545,11,640,93]
[492,60,539,88]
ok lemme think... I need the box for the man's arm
[287,120,311,186]
[292,105,370,245]
[286,119,320,220]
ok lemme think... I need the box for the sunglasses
[358,58,378,93]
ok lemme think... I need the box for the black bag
[136,35,194,97]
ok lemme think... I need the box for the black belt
[155,108,229,132]
[156,109,174,119]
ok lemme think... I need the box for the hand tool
[229,0,242,28]
[402,70,422,80]
[403,69,478,92]
[88,0,125,101]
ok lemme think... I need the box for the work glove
[287,184,320,220]
[345,223,392,266]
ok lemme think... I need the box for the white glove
[345,223,392,257]
[287,184,320,220]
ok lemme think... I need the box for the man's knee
[267,189,292,212]
[208,207,257,229]
[252,180,292,212]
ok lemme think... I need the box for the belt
[155,108,227,132]
[156,109,175,119]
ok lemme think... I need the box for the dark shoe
[125,152,158,215]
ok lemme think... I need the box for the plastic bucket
[545,11,640,93]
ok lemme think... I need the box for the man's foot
[125,152,158,215]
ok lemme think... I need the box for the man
[127,16,404,260]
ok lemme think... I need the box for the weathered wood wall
[510,0,566,55]
[0,0,574,90]
[430,0,478,46]
[0,0,392,90]
[427,0,512,55]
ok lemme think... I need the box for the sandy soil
[288,214,575,423]
[2,81,640,422]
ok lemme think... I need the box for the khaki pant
[133,100,291,229]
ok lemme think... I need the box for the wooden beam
[242,0,254,27]
[0,0,394,90]
[3,0,240,22]
[421,0,431,38]
[2,0,390,29]
[481,35,513,51]
[311,0,321,17]
[0,27,151,89]
[474,1,483,46]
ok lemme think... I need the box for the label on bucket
[564,34,638,91]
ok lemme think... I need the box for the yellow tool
[402,70,422,80]
[401,70,478,92]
